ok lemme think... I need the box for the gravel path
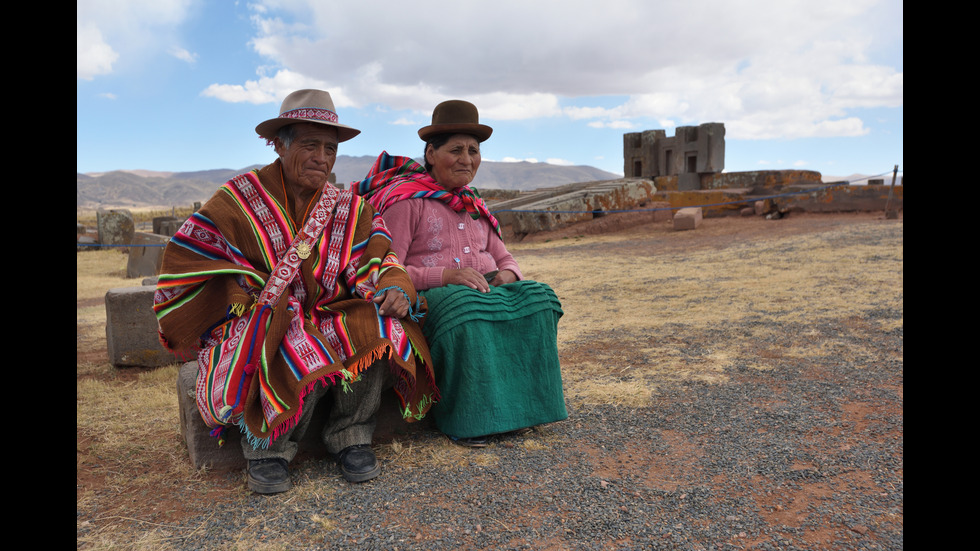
[158,320,902,550]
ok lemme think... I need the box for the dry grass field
[77,210,903,549]
[513,213,903,406]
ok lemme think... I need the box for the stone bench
[177,361,435,470]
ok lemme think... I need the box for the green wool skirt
[420,280,568,439]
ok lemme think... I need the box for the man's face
[275,123,339,193]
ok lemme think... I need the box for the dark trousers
[242,360,393,461]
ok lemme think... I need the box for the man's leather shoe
[337,444,381,483]
[247,458,292,494]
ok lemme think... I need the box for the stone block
[159,219,185,237]
[97,209,135,246]
[653,189,753,218]
[152,216,178,235]
[673,207,703,231]
[76,235,98,251]
[648,202,675,223]
[677,172,701,191]
[177,361,435,471]
[126,232,170,278]
[105,286,182,367]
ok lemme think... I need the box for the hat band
[279,106,339,124]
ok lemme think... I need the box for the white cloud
[200,69,331,105]
[170,47,198,64]
[587,120,636,130]
[565,106,617,121]
[204,0,902,141]
[77,22,118,80]
[76,0,194,80]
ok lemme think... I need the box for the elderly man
[154,89,438,494]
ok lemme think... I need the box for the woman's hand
[442,267,491,292]
[489,269,518,287]
[374,289,410,318]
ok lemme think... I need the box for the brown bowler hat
[255,89,360,142]
[418,100,493,142]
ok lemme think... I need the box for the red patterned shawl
[353,151,501,237]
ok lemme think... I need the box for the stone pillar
[126,232,170,278]
[97,209,135,246]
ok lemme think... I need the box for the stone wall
[776,183,904,213]
[654,182,904,218]
[699,170,823,191]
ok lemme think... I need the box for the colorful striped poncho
[153,159,438,448]
[354,151,501,238]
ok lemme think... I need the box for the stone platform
[491,178,658,236]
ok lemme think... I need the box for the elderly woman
[355,100,567,446]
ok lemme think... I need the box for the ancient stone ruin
[493,122,902,236]
[623,123,726,191]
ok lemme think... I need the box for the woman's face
[426,134,481,190]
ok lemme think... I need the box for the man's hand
[374,289,409,318]
[442,267,490,292]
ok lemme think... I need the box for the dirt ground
[77,209,903,549]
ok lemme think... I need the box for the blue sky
[77,0,903,181]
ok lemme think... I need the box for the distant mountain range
[76,155,623,210]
